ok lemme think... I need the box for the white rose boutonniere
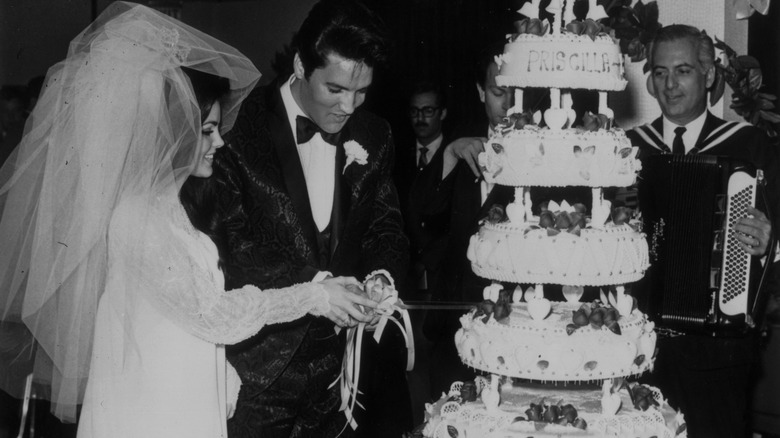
[343,140,368,174]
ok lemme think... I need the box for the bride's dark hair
[178,67,230,257]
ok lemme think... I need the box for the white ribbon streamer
[331,270,415,434]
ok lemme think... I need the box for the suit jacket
[438,161,515,303]
[397,138,451,295]
[212,84,409,393]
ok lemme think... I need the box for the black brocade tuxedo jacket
[212,85,409,394]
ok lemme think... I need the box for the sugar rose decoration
[343,140,368,173]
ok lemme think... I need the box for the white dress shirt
[280,75,336,233]
[416,134,443,167]
[662,110,707,154]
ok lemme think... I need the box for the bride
[0,3,376,437]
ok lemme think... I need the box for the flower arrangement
[601,0,661,63]
[711,37,780,138]
[600,0,780,137]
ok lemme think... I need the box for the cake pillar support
[592,187,602,204]
[513,89,524,114]
[562,91,574,128]
[523,188,532,222]
[598,91,608,115]
[591,187,611,227]
[562,90,572,110]
[550,88,561,109]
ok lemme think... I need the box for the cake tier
[481,126,640,187]
[467,222,649,286]
[496,33,627,91]
[423,381,686,438]
[455,302,656,381]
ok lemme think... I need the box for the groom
[212,0,410,436]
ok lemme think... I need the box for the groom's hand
[363,273,390,327]
[319,276,376,327]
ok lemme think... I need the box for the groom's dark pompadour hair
[292,0,390,79]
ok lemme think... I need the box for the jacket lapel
[267,88,320,261]
[694,112,720,150]
[652,117,664,137]
[649,117,668,152]
[331,131,350,258]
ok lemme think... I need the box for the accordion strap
[632,120,752,155]
[695,121,751,154]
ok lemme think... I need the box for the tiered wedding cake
[422,1,686,437]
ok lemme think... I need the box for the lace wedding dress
[77,195,330,438]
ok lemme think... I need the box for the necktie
[418,145,429,168]
[672,126,686,155]
[296,115,341,145]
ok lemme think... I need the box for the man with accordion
[627,24,779,438]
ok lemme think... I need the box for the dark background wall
[1,0,777,146]
[0,0,520,146]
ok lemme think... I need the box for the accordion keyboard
[720,171,756,315]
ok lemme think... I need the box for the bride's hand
[319,276,377,328]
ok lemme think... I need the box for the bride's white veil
[0,2,259,421]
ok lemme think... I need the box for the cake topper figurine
[587,0,609,21]
[546,0,563,35]
[563,0,576,25]
[505,188,525,223]
[517,0,542,20]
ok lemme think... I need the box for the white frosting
[481,126,641,188]
[467,222,649,286]
[455,302,656,381]
[424,381,686,438]
[496,33,627,91]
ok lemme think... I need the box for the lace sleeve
[108,197,331,345]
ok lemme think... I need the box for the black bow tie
[296,115,342,145]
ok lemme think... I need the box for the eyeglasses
[408,106,440,118]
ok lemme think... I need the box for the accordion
[638,154,771,336]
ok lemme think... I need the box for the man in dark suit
[398,81,451,299]
[420,43,517,397]
[211,1,410,436]
[628,24,779,438]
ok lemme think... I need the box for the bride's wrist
[309,283,331,317]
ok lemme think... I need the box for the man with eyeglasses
[409,82,447,172]
[398,81,452,302]
[416,41,519,399]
